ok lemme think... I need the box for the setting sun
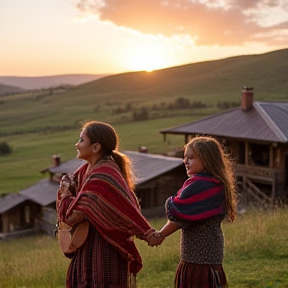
[126,50,170,72]
[123,36,173,72]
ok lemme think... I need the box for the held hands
[141,220,181,247]
[144,229,165,247]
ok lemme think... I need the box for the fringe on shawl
[128,270,137,288]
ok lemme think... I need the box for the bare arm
[158,220,182,237]
[146,220,182,247]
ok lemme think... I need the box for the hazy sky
[0,0,287,76]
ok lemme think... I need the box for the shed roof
[124,150,184,184]
[47,151,184,185]
[19,179,60,206]
[19,151,184,207]
[0,193,28,214]
[48,158,86,174]
[160,101,288,143]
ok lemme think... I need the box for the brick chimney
[53,155,61,166]
[241,86,254,111]
[138,146,148,153]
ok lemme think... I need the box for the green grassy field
[0,209,288,288]
[1,49,288,136]
[1,49,287,194]
[1,49,288,288]
[0,116,199,194]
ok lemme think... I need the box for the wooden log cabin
[0,151,186,239]
[0,193,40,240]
[44,151,187,217]
[160,87,288,207]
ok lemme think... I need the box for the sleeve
[56,174,85,226]
[166,178,225,222]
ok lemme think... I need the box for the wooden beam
[245,141,249,165]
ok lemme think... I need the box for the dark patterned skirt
[66,224,128,288]
[175,261,228,288]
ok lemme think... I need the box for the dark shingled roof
[18,151,184,207]
[124,150,184,184]
[19,179,60,206]
[47,151,184,185]
[48,158,86,174]
[0,193,28,213]
[160,101,288,143]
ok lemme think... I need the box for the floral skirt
[175,261,228,288]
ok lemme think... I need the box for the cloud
[76,0,288,46]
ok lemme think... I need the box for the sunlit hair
[82,121,135,191]
[185,136,237,222]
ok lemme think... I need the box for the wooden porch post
[245,141,249,165]
[270,145,276,201]
[185,134,189,144]
[269,145,274,169]
[242,141,249,196]
[150,187,155,207]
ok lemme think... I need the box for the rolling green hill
[0,48,288,194]
[1,48,287,136]
[0,74,110,90]
[0,83,24,95]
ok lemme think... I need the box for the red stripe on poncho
[166,173,225,222]
[66,159,151,275]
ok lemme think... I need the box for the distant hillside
[0,48,287,136]
[0,74,111,90]
[74,48,288,100]
[0,83,24,95]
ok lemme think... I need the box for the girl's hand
[146,230,165,247]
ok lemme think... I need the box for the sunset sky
[0,0,287,76]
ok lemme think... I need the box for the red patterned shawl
[58,159,151,275]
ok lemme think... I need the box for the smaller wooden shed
[0,150,187,240]
[19,179,60,236]
[0,193,40,240]
[45,151,187,217]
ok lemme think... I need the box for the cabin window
[136,188,152,209]
[249,143,269,167]
[222,139,232,155]
[9,222,14,232]
[239,142,245,164]
[25,206,30,224]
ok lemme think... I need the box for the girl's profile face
[183,146,205,177]
[75,130,94,161]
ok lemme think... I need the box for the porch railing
[238,178,274,208]
[236,164,275,183]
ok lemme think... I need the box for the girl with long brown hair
[149,136,237,288]
[57,121,154,288]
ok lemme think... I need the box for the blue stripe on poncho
[166,173,225,222]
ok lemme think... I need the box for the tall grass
[1,209,288,288]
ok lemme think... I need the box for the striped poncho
[166,173,225,222]
[57,158,151,279]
